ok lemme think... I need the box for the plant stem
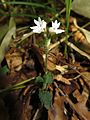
[44,35,51,73]
[43,33,49,73]
[45,45,48,73]
[65,0,72,57]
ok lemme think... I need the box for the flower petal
[38,17,42,23]
[30,17,47,33]
[42,20,47,29]
[49,20,64,34]
[55,29,65,34]
[30,26,41,33]
[56,22,60,28]
[34,19,40,27]
[52,20,60,29]
[49,27,54,33]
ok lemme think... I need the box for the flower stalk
[44,38,51,73]
[30,17,64,73]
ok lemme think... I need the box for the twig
[49,35,90,60]
[32,108,40,120]
[49,35,69,51]
[66,41,90,60]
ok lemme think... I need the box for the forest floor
[0,1,90,120]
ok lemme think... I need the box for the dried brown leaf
[71,114,79,120]
[73,90,83,102]
[73,90,90,120]
[5,50,22,71]
[47,55,56,71]
[81,72,90,86]
[75,92,90,120]
[48,89,66,120]
[72,18,90,54]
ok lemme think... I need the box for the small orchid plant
[30,17,64,34]
[30,17,64,72]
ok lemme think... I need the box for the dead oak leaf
[70,17,90,54]
[73,91,90,120]
[71,114,79,120]
[48,89,66,120]
[5,51,22,71]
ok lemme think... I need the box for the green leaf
[0,17,16,64]
[65,0,72,33]
[0,77,35,93]
[43,72,53,84]
[0,2,56,13]
[35,76,44,83]
[9,17,16,39]
[0,65,9,75]
[39,90,52,109]
[0,24,8,43]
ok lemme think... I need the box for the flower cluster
[30,17,64,34]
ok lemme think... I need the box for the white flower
[49,20,64,34]
[30,17,47,33]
